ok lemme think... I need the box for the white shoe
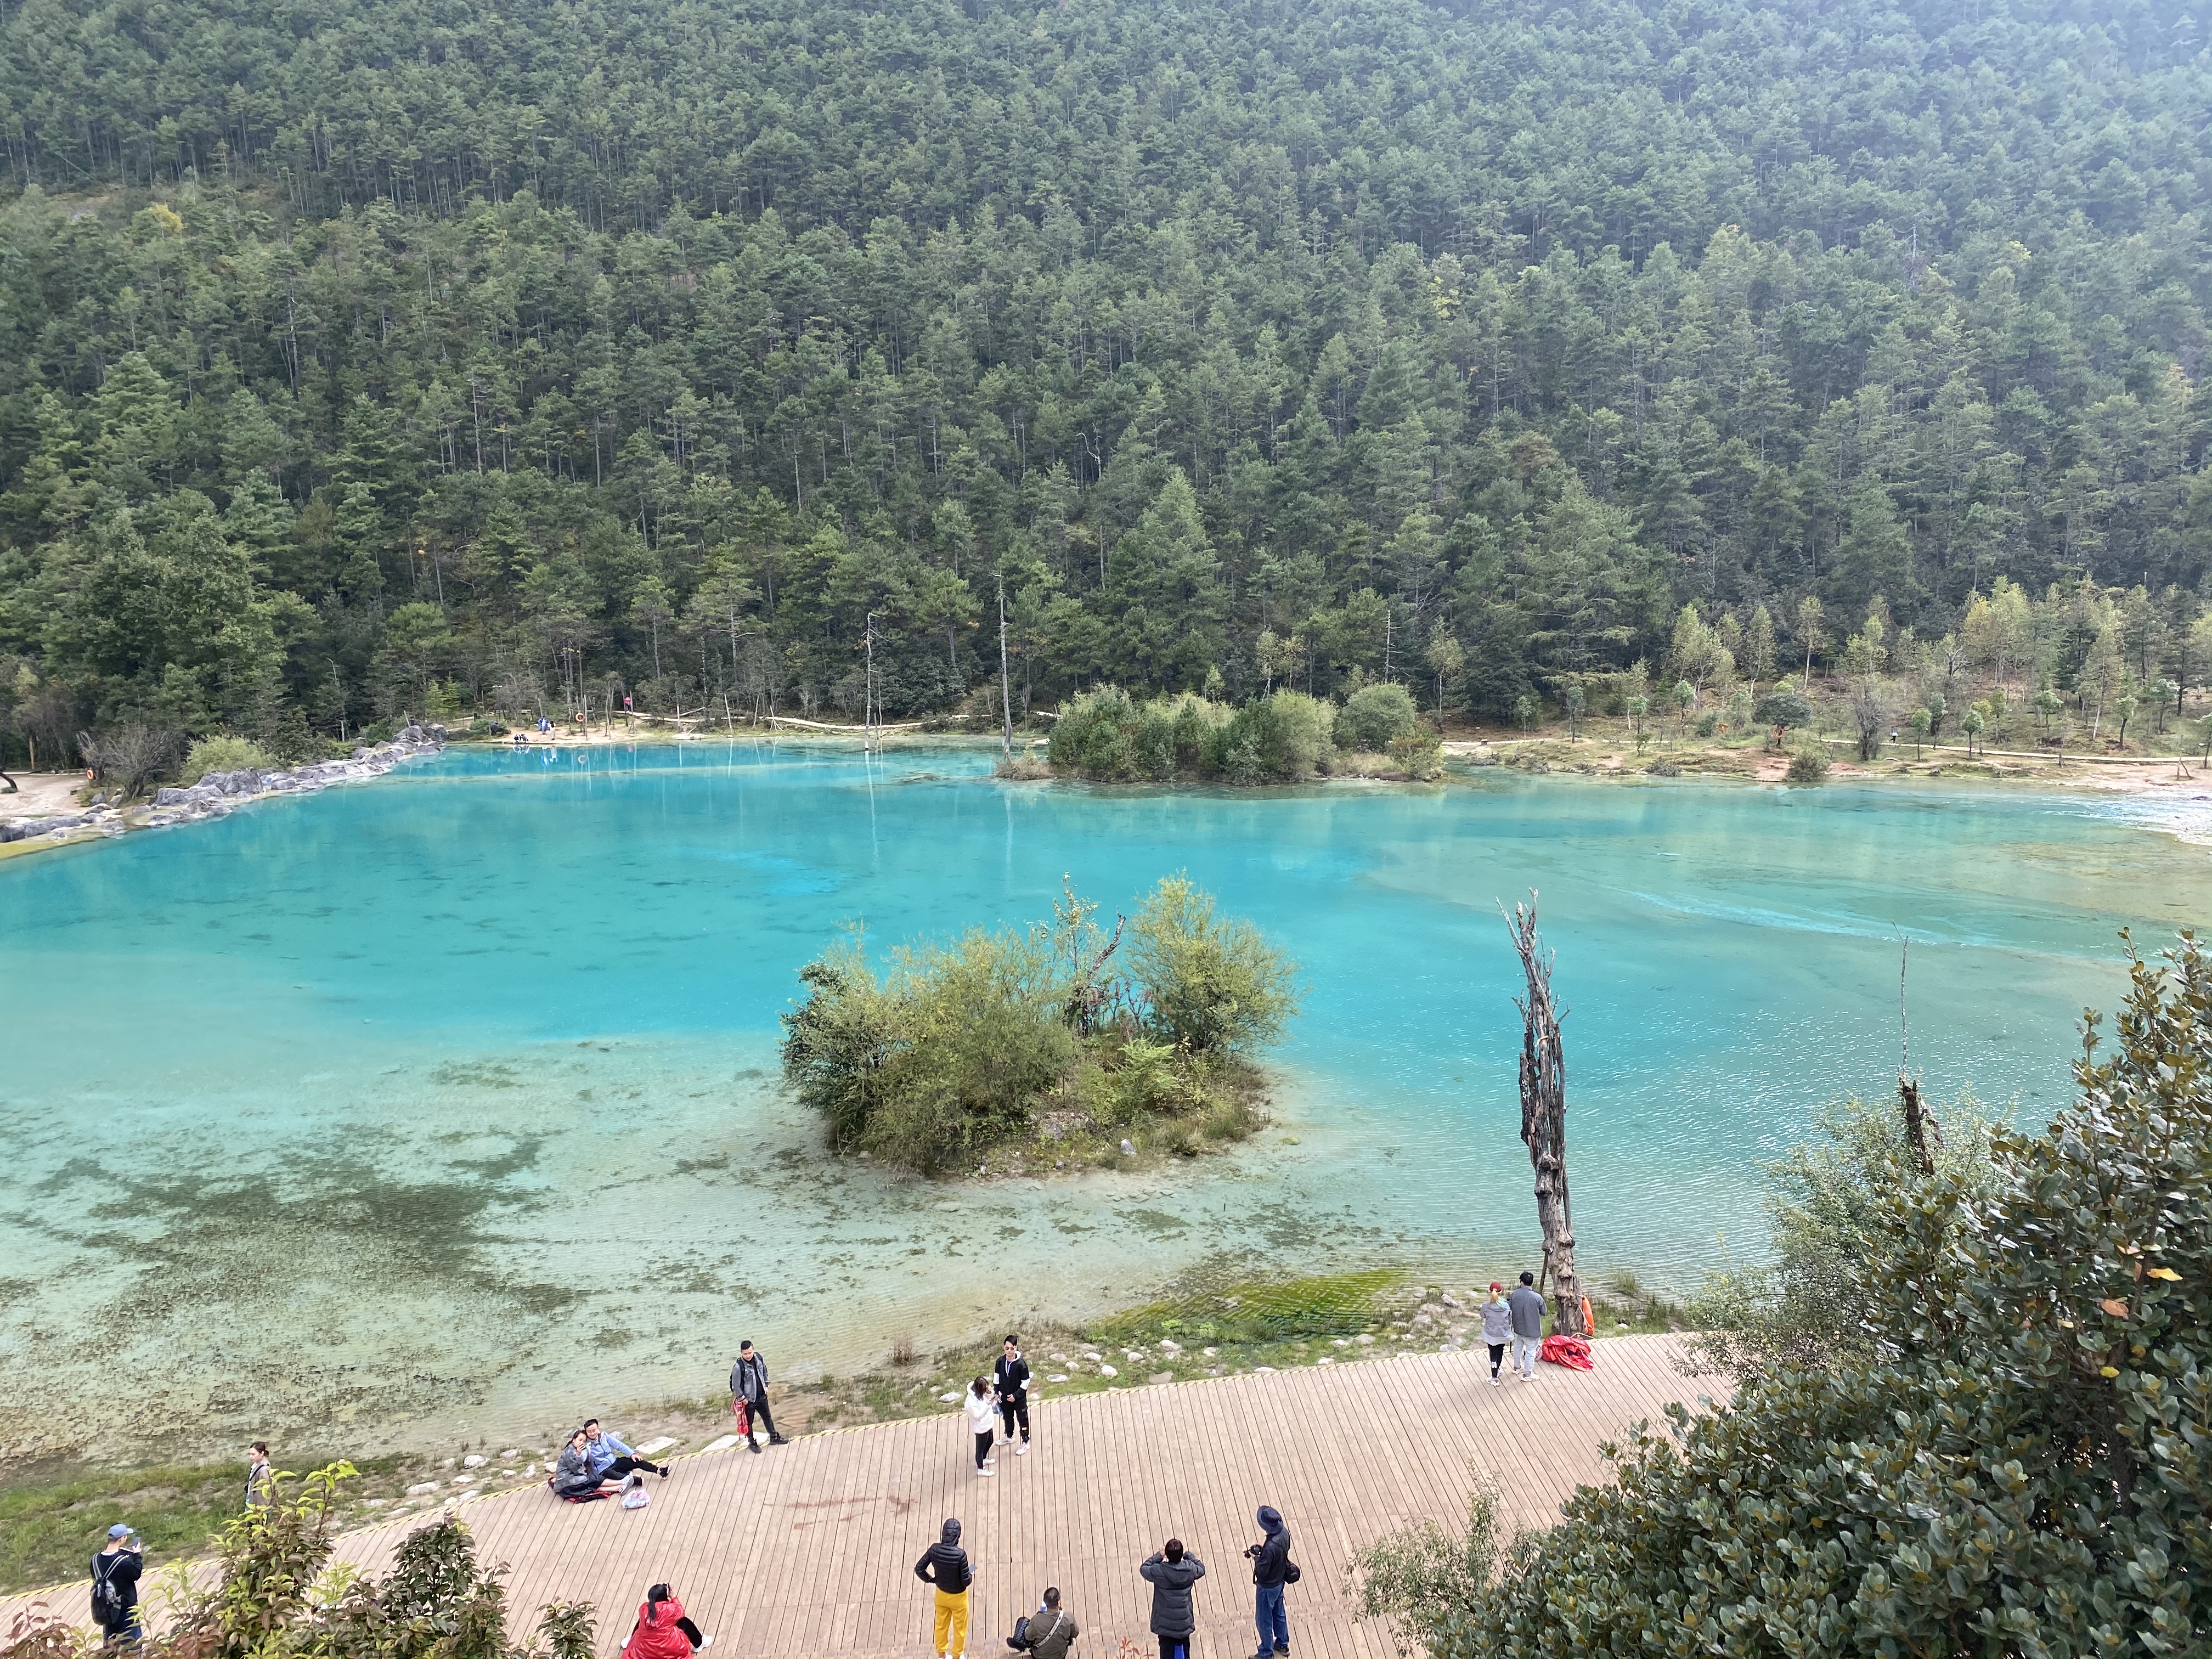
[1014,1442,1028,1455]
[1489,1375,1500,1387]
[699,1639,714,1650]
[975,1466,996,1476]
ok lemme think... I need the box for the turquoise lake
[5,741,2209,1457]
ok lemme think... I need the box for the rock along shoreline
[0,725,447,852]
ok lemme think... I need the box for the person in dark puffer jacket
[916,1516,974,1659]
[1139,1537,1206,1659]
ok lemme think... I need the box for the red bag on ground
[1539,1335,1594,1370]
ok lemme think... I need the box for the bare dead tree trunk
[1502,891,1585,1337]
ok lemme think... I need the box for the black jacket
[994,1353,1030,1404]
[1139,1553,1205,1636]
[1251,1524,1292,1588]
[916,1542,972,1595]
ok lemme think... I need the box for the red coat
[628,1599,691,1659]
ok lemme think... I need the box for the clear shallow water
[4,742,2207,1458]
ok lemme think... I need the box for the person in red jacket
[620,1585,713,1657]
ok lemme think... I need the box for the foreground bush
[1,1464,594,1659]
[780,877,1300,1172]
[1379,934,2212,1658]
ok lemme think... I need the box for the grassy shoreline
[0,1266,1685,1597]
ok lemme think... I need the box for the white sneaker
[1489,1375,1500,1387]
[975,1466,996,1477]
[1014,1442,1028,1455]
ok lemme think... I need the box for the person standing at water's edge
[1140,1538,1205,1659]
[245,1441,273,1509]
[964,1376,1000,1475]
[1508,1271,1545,1381]
[1245,1506,1293,1658]
[1480,1283,1512,1386]
[994,1334,1032,1455]
[91,1523,142,1646]
[730,1341,786,1449]
[916,1517,973,1659]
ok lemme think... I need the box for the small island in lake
[779,876,1299,1175]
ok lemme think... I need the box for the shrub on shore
[1784,744,1829,782]
[779,877,1300,1172]
[180,733,273,781]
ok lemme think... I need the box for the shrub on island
[779,876,1300,1173]
[1048,684,1430,783]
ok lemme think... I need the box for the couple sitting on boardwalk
[915,1505,1295,1659]
[551,1419,669,1500]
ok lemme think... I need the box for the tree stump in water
[1503,891,1586,1338]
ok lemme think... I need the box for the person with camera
[1138,1537,1205,1659]
[1244,1506,1295,1658]
[91,1523,143,1646]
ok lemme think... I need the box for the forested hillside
[2,0,2209,760]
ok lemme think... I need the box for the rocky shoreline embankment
[0,726,447,849]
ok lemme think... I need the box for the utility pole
[862,610,879,751]
[997,574,1014,763]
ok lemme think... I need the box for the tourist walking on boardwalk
[1508,1271,1546,1380]
[1139,1538,1205,1659]
[1008,1588,1076,1659]
[619,1584,713,1655]
[584,1419,670,1483]
[1244,1506,1294,1657]
[994,1335,1032,1455]
[244,1442,273,1509]
[964,1375,1000,1475]
[91,1523,142,1647]
[1480,1283,1513,1386]
[729,1341,787,1450]
[916,1517,974,1659]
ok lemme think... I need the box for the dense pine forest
[2,0,2210,763]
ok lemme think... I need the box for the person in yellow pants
[915,1517,973,1658]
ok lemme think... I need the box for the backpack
[91,1554,126,1624]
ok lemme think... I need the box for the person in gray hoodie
[1244,1506,1293,1657]
[1507,1271,1547,1380]
[1479,1282,1513,1385]
[1139,1538,1205,1659]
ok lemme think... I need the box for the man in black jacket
[993,1334,1032,1456]
[1245,1505,1292,1657]
[729,1341,786,1450]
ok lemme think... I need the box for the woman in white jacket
[964,1376,1001,1476]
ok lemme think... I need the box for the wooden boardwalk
[9,1339,1716,1659]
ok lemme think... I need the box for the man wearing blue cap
[91,1523,143,1645]
[1244,1505,1294,1658]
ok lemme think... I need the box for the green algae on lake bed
[3,741,2208,1462]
